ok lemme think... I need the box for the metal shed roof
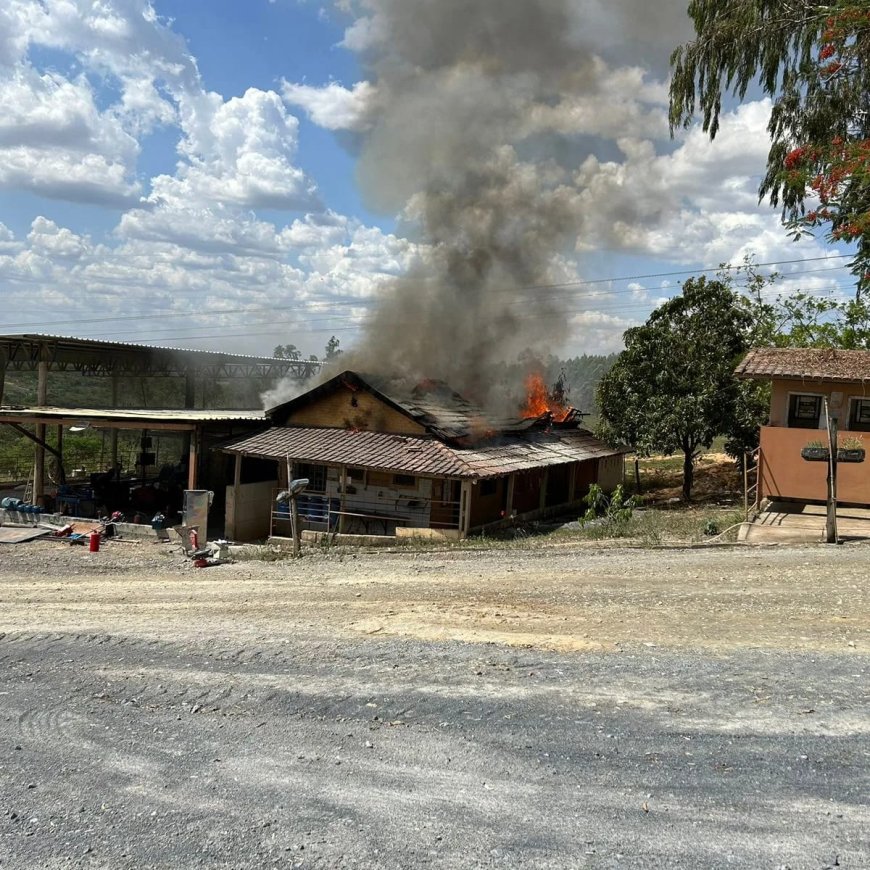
[0,406,265,428]
[0,334,322,379]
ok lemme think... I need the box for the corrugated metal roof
[0,333,323,366]
[736,347,870,383]
[222,425,625,479]
[0,407,265,423]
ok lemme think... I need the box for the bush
[579,484,638,536]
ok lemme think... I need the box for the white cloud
[282,79,375,132]
[173,88,318,211]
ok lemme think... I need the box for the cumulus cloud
[0,0,853,364]
[281,80,375,132]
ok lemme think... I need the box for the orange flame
[521,372,569,422]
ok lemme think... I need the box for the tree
[273,344,302,361]
[775,291,870,347]
[324,335,342,361]
[597,276,760,501]
[670,0,870,295]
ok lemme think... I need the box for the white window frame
[848,396,870,431]
[785,391,825,429]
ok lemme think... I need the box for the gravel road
[0,539,867,869]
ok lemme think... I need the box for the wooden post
[228,452,242,540]
[285,455,301,557]
[290,496,301,557]
[459,480,472,538]
[187,428,198,490]
[56,424,64,485]
[34,359,48,507]
[826,410,838,544]
[505,474,515,520]
[339,464,347,534]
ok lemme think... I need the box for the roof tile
[222,426,624,479]
[736,348,870,383]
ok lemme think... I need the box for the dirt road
[0,540,868,868]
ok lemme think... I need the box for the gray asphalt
[1,629,867,869]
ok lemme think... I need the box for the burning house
[221,370,625,541]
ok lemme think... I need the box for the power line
[0,254,856,333]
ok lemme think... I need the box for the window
[347,467,365,482]
[295,463,327,493]
[392,474,416,489]
[849,398,870,432]
[479,479,498,497]
[787,394,822,429]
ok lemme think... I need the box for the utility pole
[825,400,838,544]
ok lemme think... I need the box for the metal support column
[110,373,119,474]
[0,346,7,407]
[34,359,48,507]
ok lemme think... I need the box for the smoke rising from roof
[328,0,686,407]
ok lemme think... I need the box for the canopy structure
[0,334,321,406]
[0,334,285,508]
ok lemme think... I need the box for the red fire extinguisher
[89,530,101,552]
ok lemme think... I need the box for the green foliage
[841,435,865,449]
[703,518,720,537]
[670,0,870,293]
[273,344,302,360]
[805,439,826,449]
[597,274,765,499]
[773,292,870,348]
[579,483,639,534]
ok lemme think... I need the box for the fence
[270,488,462,538]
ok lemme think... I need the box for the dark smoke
[329,0,688,408]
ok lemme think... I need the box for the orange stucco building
[736,348,870,505]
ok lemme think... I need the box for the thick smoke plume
[303,0,690,410]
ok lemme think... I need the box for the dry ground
[0,539,865,654]
[0,538,868,869]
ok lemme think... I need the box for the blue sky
[0,0,856,362]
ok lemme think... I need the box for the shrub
[579,484,639,535]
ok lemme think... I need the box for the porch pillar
[459,480,473,538]
[228,452,242,540]
[505,474,515,520]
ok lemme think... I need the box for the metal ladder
[743,447,761,520]
[22,464,34,504]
